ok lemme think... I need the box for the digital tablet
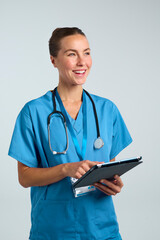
[73,156,142,188]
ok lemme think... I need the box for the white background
[1,0,160,239]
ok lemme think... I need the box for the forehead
[60,34,90,51]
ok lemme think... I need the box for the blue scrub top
[8,90,132,240]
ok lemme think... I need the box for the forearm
[18,162,67,188]
[18,160,102,188]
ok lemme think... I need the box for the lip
[72,69,87,75]
[73,69,86,72]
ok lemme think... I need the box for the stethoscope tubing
[48,108,69,154]
[83,90,100,139]
[48,87,103,155]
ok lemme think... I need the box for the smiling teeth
[74,70,85,74]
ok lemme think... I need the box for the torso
[9,90,132,240]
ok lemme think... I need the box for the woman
[8,27,132,240]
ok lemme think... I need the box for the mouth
[72,70,86,76]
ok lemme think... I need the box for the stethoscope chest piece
[94,137,104,149]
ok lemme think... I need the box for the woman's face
[51,34,92,87]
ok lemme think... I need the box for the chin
[74,78,87,86]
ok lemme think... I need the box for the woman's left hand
[94,175,124,196]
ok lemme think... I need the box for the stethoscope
[48,87,104,155]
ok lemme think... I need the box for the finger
[114,175,124,188]
[82,161,104,172]
[74,168,86,179]
[78,167,87,176]
[75,172,83,179]
[88,161,99,167]
[81,163,91,172]
[100,179,122,194]
[93,161,105,164]
[94,183,116,196]
[85,160,104,167]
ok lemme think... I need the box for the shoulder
[19,91,52,117]
[87,92,117,112]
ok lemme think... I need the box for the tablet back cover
[73,160,142,188]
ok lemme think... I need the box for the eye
[84,52,90,55]
[68,52,76,56]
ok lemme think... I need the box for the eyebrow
[64,48,91,53]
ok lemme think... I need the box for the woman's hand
[63,160,104,179]
[94,175,124,196]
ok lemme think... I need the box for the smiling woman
[8,27,132,240]
[50,34,92,88]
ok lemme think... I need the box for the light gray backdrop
[1,0,160,239]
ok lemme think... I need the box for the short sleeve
[8,104,38,168]
[109,104,133,160]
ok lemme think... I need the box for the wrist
[61,163,69,178]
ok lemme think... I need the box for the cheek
[63,59,75,70]
[87,57,92,68]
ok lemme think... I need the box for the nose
[77,54,85,66]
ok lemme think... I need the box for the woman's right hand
[63,160,104,179]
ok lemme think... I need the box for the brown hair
[49,27,86,57]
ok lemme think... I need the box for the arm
[18,160,103,188]
[94,157,124,196]
[110,157,116,162]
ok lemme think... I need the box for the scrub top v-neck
[62,100,83,148]
[55,89,87,161]
[8,90,132,240]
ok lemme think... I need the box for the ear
[50,55,57,68]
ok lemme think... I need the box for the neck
[57,83,83,102]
